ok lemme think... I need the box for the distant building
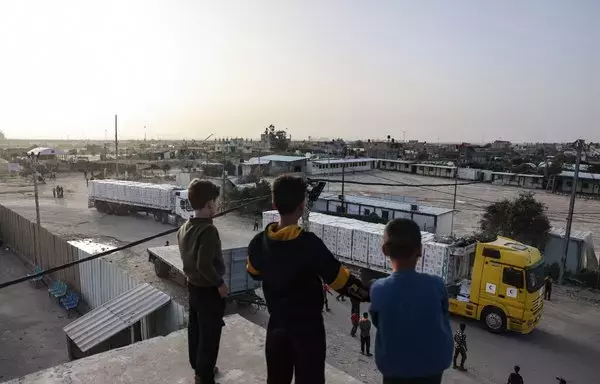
[556,171,600,195]
[307,158,376,175]
[313,193,454,235]
[490,140,512,150]
[241,155,307,177]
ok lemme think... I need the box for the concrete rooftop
[3,314,362,384]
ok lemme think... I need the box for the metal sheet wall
[76,249,138,309]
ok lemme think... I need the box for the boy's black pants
[453,347,467,368]
[265,319,326,384]
[360,335,371,354]
[188,284,225,384]
[383,373,443,384]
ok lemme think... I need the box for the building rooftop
[245,155,307,164]
[415,163,456,169]
[559,171,600,180]
[319,193,454,216]
[311,158,377,165]
[4,314,361,384]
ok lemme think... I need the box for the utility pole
[451,168,458,236]
[559,139,584,284]
[114,114,119,177]
[29,153,41,266]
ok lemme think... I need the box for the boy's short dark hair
[272,175,307,215]
[384,219,422,259]
[188,179,220,210]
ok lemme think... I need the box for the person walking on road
[453,323,468,371]
[52,187,56,198]
[350,312,359,337]
[545,275,553,301]
[253,218,259,231]
[359,312,372,356]
[507,365,524,384]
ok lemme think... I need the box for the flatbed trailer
[147,245,265,307]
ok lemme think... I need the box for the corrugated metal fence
[0,205,81,291]
[0,205,186,334]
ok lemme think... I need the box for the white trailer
[88,180,194,226]
[146,245,264,305]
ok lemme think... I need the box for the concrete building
[240,155,307,177]
[457,167,482,181]
[313,193,454,235]
[415,163,457,178]
[556,171,600,195]
[307,158,376,175]
[490,172,544,189]
[543,227,597,273]
[377,159,415,173]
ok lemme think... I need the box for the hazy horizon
[0,1,598,142]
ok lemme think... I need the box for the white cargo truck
[262,210,471,283]
[88,180,194,225]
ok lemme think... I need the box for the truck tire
[154,212,162,222]
[154,259,170,278]
[481,307,507,333]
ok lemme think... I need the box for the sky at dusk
[0,0,598,142]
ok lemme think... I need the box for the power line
[0,196,270,290]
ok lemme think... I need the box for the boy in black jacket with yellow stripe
[247,175,370,384]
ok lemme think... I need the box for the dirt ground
[2,172,600,383]
[0,249,74,382]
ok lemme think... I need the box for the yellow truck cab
[448,236,545,334]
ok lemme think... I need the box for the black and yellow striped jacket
[247,222,369,326]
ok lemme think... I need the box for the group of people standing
[179,174,528,384]
[52,185,64,198]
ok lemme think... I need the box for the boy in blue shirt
[370,219,453,384]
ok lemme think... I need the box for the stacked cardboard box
[90,180,178,211]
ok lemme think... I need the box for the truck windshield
[526,261,545,293]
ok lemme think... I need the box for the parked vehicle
[263,210,545,334]
[88,180,193,225]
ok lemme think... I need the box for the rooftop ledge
[3,314,362,384]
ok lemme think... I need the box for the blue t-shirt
[370,270,453,378]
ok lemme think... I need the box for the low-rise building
[490,172,544,189]
[556,171,600,195]
[377,159,415,173]
[313,193,454,235]
[307,158,376,175]
[543,227,597,273]
[415,163,457,178]
[241,155,307,177]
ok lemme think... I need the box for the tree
[224,180,271,215]
[480,192,550,248]
[546,154,565,176]
[224,161,236,176]
[354,140,364,148]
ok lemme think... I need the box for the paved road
[1,174,600,383]
[0,250,73,382]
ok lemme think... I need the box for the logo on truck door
[506,287,518,298]
[485,283,497,295]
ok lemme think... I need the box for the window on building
[583,182,589,189]
[566,181,573,187]
[502,267,524,289]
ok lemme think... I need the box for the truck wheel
[482,307,506,333]
[154,212,162,222]
[154,259,170,278]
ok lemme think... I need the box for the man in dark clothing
[545,275,553,301]
[178,179,227,384]
[359,312,372,356]
[253,218,259,231]
[246,175,370,384]
[507,365,524,384]
[323,283,331,311]
[350,312,360,337]
[453,323,468,371]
